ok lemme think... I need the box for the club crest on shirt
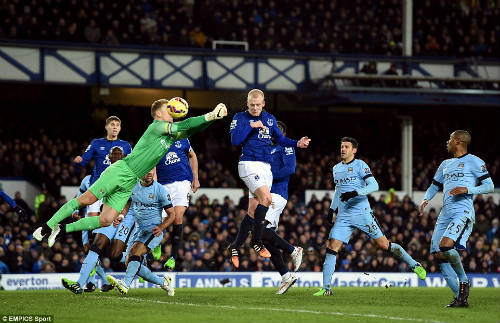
[175,141,182,148]
[348,167,354,173]
[267,119,274,126]
[148,193,155,200]
[458,162,464,168]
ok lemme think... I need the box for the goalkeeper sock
[232,214,254,248]
[389,243,418,268]
[263,228,294,254]
[439,260,459,297]
[441,248,468,283]
[66,216,101,233]
[171,224,183,259]
[322,248,337,290]
[47,198,80,229]
[252,205,268,244]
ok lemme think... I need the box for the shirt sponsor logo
[444,173,464,181]
[230,119,237,130]
[164,152,181,165]
[257,127,271,139]
[334,176,358,184]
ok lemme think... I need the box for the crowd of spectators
[1,108,499,198]
[1,0,498,57]
[1,186,498,275]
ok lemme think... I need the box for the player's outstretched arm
[168,103,227,140]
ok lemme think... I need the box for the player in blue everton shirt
[228,121,303,294]
[107,168,176,296]
[314,137,426,296]
[73,116,132,217]
[420,130,494,308]
[155,139,200,271]
[229,89,310,258]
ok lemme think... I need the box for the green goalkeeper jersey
[123,115,212,178]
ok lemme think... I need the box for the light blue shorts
[93,224,117,241]
[114,213,135,243]
[329,212,383,243]
[133,227,164,250]
[431,209,474,253]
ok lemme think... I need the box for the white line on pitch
[93,296,448,323]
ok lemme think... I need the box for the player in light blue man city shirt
[420,130,494,308]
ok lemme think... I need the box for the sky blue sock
[442,249,468,282]
[440,262,459,297]
[95,264,108,285]
[138,265,163,285]
[322,249,337,290]
[88,273,96,285]
[390,243,418,268]
[77,250,99,287]
[125,260,141,286]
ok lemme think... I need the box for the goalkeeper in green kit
[33,99,228,247]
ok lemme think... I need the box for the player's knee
[99,216,113,227]
[260,195,272,207]
[90,244,104,257]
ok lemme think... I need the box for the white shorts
[265,193,287,229]
[238,161,272,198]
[87,199,103,214]
[163,180,191,207]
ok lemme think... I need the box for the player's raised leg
[33,190,98,246]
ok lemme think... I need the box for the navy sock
[264,241,287,276]
[232,214,254,248]
[252,205,268,244]
[171,224,183,259]
[263,228,294,254]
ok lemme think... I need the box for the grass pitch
[1,287,498,323]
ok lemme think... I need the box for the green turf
[0,287,498,323]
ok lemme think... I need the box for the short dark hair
[106,116,121,125]
[277,121,287,134]
[341,136,358,148]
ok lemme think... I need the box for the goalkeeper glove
[340,191,358,202]
[205,103,227,121]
